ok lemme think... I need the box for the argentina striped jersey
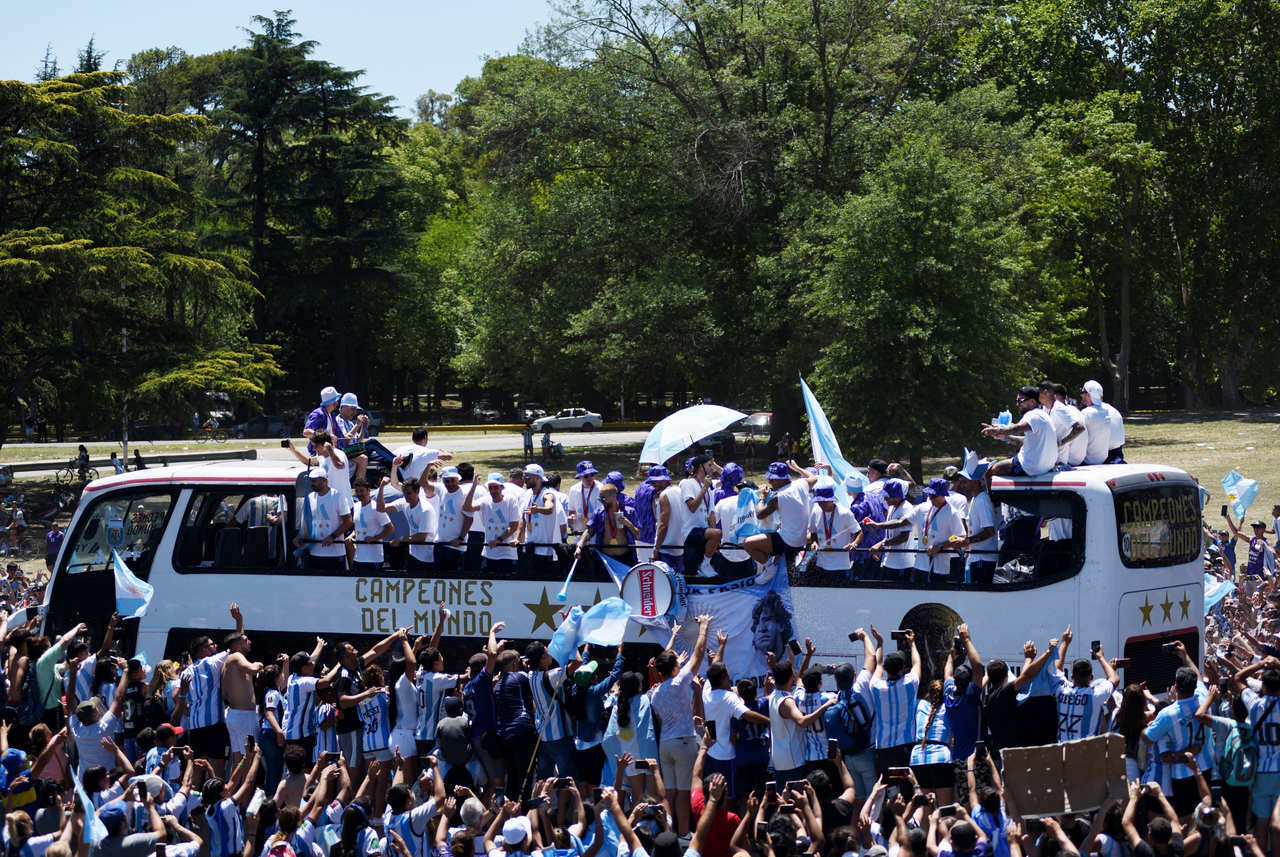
[529,669,571,742]
[415,672,462,741]
[357,693,391,752]
[207,797,245,857]
[283,675,319,740]
[870,673,918,749]
[182,650,230,730]
[382,799,437,857]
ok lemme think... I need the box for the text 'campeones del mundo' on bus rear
[42,459,1203,686]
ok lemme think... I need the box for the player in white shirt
[953,462,998,584]
[284,432,351,502]
[872,478,965,579]
[567,461,603,535]
[380,475,438,572]
[462,473,521,575]
[871,480,914,579]
[394,427,453,482]
[294,468,353,571]
[1046,382,1086,466]
[433,467,472,572]
[806,481,856,575]
[713,463,769,579]
[677,454,722,577]
[756,460,820,573]
[982,385,1060,483]
[516,463,560,574]
[1076,382,1112,465]
[348,478,394,571]
[1051,627,1119,742]
[1081,380,1125,463]
[650,467,686,568]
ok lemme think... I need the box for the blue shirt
[633,483,657,543]
[573,656,625,750]
[730,697,771,767]
[464,668,497,736]
[494,671,535,740]
[207,797,244,857]
[944,678,982,759]
[849,493,888,562]
[972,807,1010,857]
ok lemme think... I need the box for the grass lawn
[7,409,1277,580]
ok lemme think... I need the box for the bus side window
[992,492,1086,584]
[175,490,288,571]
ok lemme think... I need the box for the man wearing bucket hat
[567,461,603,537]
[847,475,886,580]
[871,478,965,581]
[953,455,998,584]
[807,479,856,577]
[649,465,683,567]
[335,392,370,482]
[712,462,768,579]
[303,385,342,453]
[679,454,723,578]
[463,473,522,576]
[604,470,635,520]
[755,460,820,573]
[632,464,658,561]
[517,463,560,575]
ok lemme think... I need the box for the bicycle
[55,460,98,484]
[196,426,228,443]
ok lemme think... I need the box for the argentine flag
[113,550,154,619]
[1204,573,1236,613]
[1222,470,1260,520]
[801,376,866,507]
[71,765,109,844]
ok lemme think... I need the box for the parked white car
[533,408,603,431]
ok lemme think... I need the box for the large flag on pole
[800,376,865,506]
[113,550,154,619]
[1222,470,1260,520]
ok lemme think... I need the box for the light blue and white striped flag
[1222,470,1260,520]
[113,550,154,619]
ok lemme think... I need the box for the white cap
[1083,380,1104,403]
[320,386,340,405]
[340,392,359,408]
[523,463,546,479]
[308,467,328,480]
[502,818,531,847]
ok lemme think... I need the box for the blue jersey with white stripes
[283,675,319,740]
[529,669,572,742]
[870,673,919,749]
[415,672,461,741]
[207,797,245,857]
[909,700,953,764]
[182,651,230,730]
[382,800,437,857]
[358,693,391,752]
[316,703,339,756]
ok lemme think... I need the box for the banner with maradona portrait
[597,551,796,680]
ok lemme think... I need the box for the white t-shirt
[553,490,569,536]
[881,501,916,570]
[1079,404,1111,465]
[1015,407,1057,476]
[352,499,392,563]
[522,486,559,557]
[1053,402,1087,466]
[966,492,997,567]
[715,494,756,563]
[70,711,118,774]
[774,480,812,548]
[679,478,714,540]
[1101,402,1125,448]
[302,489,353,557]
[658,486,689,555]
[473,493,521,560]
[504,482,530,509]
[388,497,438,562]
[703,686,750,761]
[436,487,469,549]
[908,501,965,574]
[567,481,602,534]
[395,445,441,482]
[808,504,855,570]
[321,448,351,502]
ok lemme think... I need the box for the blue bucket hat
[720,462,744,490]
[883,479,906,500]
[647,465,671,483]
[814,482,836,501]
[605,470,626,491]
[766,461,790,480]
[923,477,950,498]
[441,466,461,480]
[576,460,598,478]
[340,392,359,408]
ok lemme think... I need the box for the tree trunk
[909,446,923,485]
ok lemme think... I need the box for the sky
[2,0,554,118]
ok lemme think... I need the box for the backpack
[1223,719,1260,788]
[14,664,41,727]
[823,688,874,754]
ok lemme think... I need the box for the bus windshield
[1113,483,1201,568]
[64,491,175,575]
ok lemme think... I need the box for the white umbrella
[640,404,748,465]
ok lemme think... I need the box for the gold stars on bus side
[1139,595,1154,627]
[525,588,561,634]
[1160,594,1174,622]
[1179,592,1191,620]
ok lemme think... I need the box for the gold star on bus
[1160,594,1174,622]
[524,588,561,634]
[1179,591,1191,620]
[1139,595,1154,627]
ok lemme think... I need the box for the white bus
[41,460,1202,686]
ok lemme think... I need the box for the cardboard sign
[1001,734,1128,817]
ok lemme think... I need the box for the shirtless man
[222,630,263,767]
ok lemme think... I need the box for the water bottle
[997,410,1012,427]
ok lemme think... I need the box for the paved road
[11,430,650,479]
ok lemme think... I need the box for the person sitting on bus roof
[395,427,453,484]
[336,392,370,483]
[1081,380,1126,463]
[1044,381,1087,468]
[303,386,342,454]
[1076,382,1112,465]
[294,468,353,572]
[980,385,1058,487]
[755,460,821,575]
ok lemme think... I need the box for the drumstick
[555,555,580,602]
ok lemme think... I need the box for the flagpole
[555,556,580,602]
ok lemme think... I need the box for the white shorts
[390,728,416,760]
[225,708,258,756]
